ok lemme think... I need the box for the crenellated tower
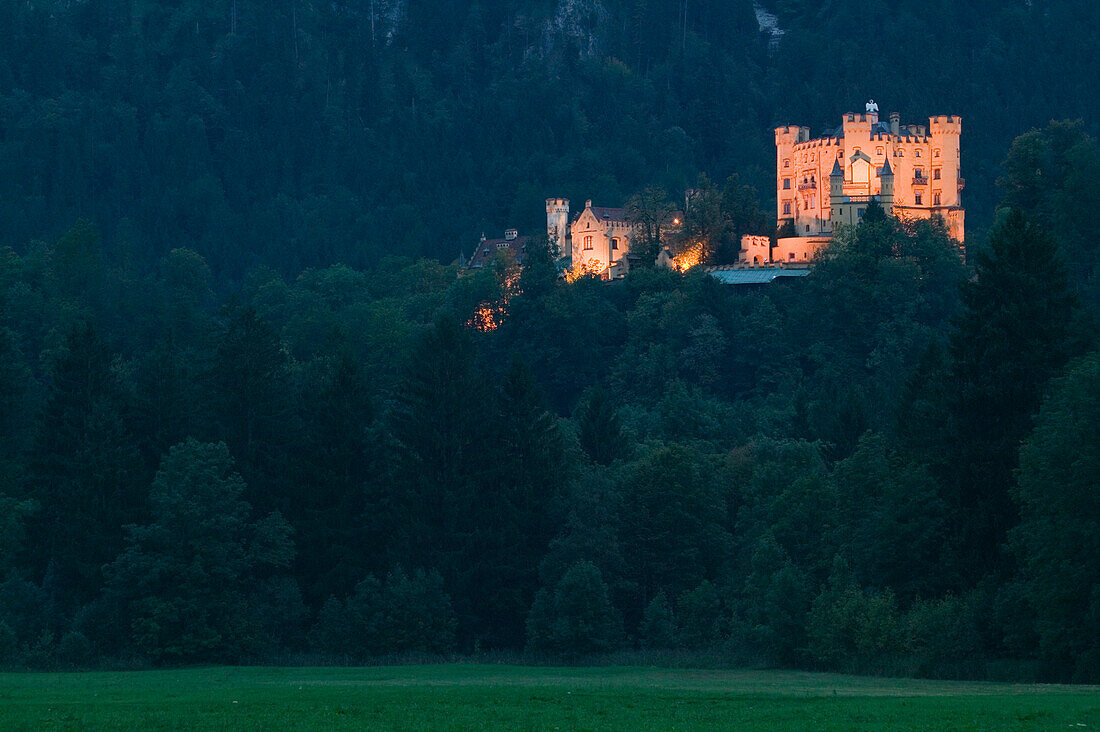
[546,198,570,259]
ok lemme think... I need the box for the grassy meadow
[0,664,1097,730]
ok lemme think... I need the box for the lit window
[583,236,593,250]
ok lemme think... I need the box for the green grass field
[1,664,1097,730]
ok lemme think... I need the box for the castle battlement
[759,101,964,265]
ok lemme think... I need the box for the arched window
[784,159,790,168]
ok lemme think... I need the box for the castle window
[915,149,921,157]
[933,192,941,205]
[784,159,790,168]
[915,193,923,205]
[933,168,941,180]
[783,178,791,189]
[914,168,923,179]
[783,202,791,215]
[583,235,593,250]
[810,153,815,161]
[897,148,904,156]
[611,237,619,250]
[933,149,941,158]
[789,252,796,261]
[876,147,884,155]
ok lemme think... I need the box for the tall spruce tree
[22,322,144,609]
[940,209,1078,581]
[1012,351,1100,680]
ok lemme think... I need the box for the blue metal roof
[708,268,811,285]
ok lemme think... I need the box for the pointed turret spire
[831,159,844,177]
[880,158,893,176]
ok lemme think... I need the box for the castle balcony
[797,181,817,191]
[912,176,928,186]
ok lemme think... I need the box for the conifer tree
[940,209,1078,581]
[22,322,144,608]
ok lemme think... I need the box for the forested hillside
[1,0,1099,681]
[2,0,1100,280]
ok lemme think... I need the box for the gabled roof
[592,206,627,222]
[467,234,530,268]
[573,206,628,224]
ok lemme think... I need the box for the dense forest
[1,0,1099,681]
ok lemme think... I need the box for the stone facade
[761,104,964,263]
[568,199,636,278]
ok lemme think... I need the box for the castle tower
[878,157,894,212]
[828,159,844,229]
[830,159,844,200]
[927,116,964,243]
[774,125,809,227]
[546,198,570,259]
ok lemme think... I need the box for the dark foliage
[0,2,1098,681]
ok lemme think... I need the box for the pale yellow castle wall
[778,111,964,246]
[739,234,772,264]
[773,236,830,263]
[570,207,634,277]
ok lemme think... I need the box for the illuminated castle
[755,101,964,264]
[546,197,682,279]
